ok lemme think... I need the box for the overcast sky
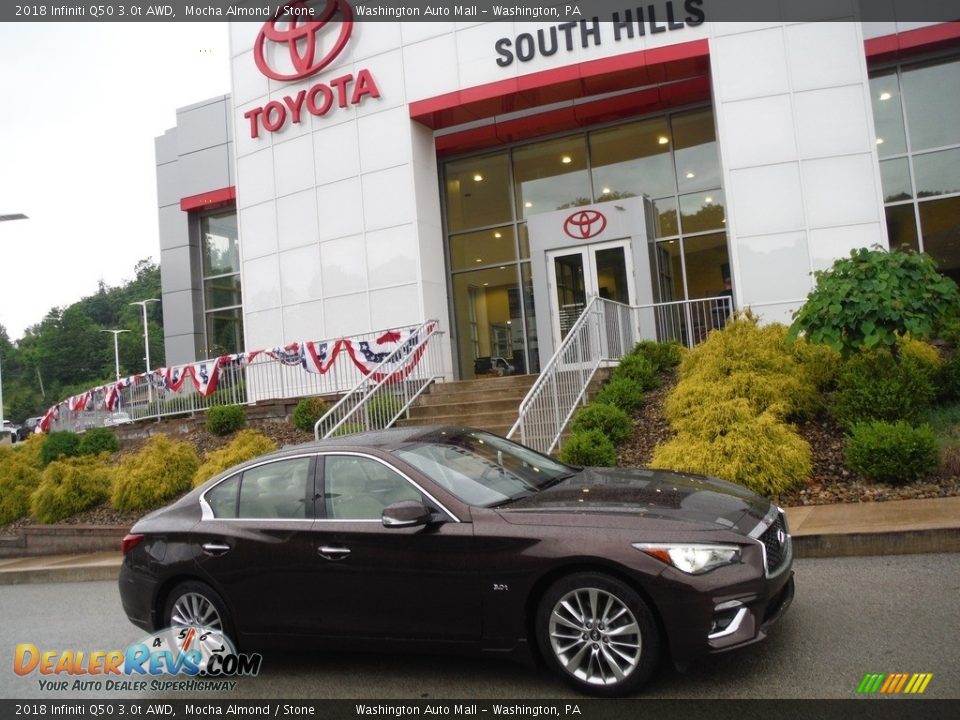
[0,22,231,341]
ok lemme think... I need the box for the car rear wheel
[536,573,659,697]
[163,581,235,645]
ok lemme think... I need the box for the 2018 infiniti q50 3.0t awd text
[118,426,794,696]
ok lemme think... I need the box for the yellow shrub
[790,337,842,391]
[899,336,941,373]
[193,429,277,487]
[30,456,112,524]
[0,449,42,524]
[111,435,199,512]
[650,412,812,496]
[678,315,820,420]
[11,434,46,470]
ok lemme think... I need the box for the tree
[788,246,960,357]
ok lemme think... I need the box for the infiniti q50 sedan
[118,426,794,696]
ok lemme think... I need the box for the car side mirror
[382,500,432,529]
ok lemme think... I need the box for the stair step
[429,375,537,395]
[416,388,531,407]
[398,409,522,427]
[408,398,523,417]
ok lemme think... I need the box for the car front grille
[758,511,789,574]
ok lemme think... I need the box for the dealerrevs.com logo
[13,627,262,693]
[244,0,380,138]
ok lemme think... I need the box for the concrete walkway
[1,496,958,585]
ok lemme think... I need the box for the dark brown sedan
[118,426,794,696]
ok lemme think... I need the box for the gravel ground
[615,369,960,507]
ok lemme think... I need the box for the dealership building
[155,7,960,382]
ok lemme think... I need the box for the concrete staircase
[398,369,613,439]
[397,374,538,437]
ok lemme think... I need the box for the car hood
[499,467,772,535]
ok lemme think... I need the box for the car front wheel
[536,573,660,697]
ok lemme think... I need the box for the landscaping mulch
[615,368,960,507]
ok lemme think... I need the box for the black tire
[163,580,235,643]
[535,573,660,697]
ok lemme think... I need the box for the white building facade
[156,5,960,381]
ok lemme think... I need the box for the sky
[0,22,232,342]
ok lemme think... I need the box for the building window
[201,211,244,357]
[443,106,729,379]
[871,57,960,283]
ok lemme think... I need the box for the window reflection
[590,118,675,200]
[913,148,960,198]
[672,109,721,193]
[683,233,731,300]
[879,158,912,203]
[202,213,239,276]
[885,205,919,253]
[201,211,243,359]
[869,72,907,157]
[902,59,960,152]
[513,136,590,218]
[445,152,513,233]
[920,196,960,284]
[449,227,517,272]
[679,190,725,234]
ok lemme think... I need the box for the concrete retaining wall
[0,525,129,559]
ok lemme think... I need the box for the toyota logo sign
[254,0,354,82]
[563,210,608,240]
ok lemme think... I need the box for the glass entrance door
[546,240,635,342]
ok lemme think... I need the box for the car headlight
[633,543,741,575]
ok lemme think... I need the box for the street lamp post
[130,299,160,401]
[0,213,28,436]
[100,329,131,382]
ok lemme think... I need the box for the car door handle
[318,545,351,561]
[201,542,231,556]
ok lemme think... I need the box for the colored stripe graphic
[857,673,933,694]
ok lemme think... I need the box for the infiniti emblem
[777,527,786,545]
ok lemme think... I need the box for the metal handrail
[506,295,733,455]
[314,320,444,439]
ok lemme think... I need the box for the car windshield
[395,430,577,507]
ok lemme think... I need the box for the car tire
[163,580,235,642]
[535,572,660,697]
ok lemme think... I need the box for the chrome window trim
[198,453,318,521]
[317,451,461,523]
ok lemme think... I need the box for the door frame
[545,238,637,348]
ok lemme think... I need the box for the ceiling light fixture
[473,173,483,182]
[524,201,533,208]
[475,258,483,263]
[879,92,892,101]
[602,187,612,194]
[494,232,502,238]
[658,136,669,145]
[561,155,572,164]
[705,196,713,204]
[685,172,695,179]
[876,137,884,145]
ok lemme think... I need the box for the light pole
[100,329,131,382]
[0,213,28,434]
[130,299,160,401]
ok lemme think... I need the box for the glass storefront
[443,107,729,379]
[200,212,244,357]
[871,57,960,283]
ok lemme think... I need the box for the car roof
[278,425,480,454]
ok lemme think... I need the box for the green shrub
[570,403,633,446]
[845,421,938,485]
[594,377,645,413]
[30,456,112,524]
[292,396,329,434]
[78,428,120,456]
[111,435,200,512]
[205,405,247,436]
[0,450,42,525]
[365,394,405,429]
[831,348,936,428]
[613,353,659,391]
[40,431,81,466]
[789,246,960,357]
[630,340,682,372]
[936,353,960,401]
[790,337,842,392]
[193,430,277,487]
[558,430,617,467]
[650,411,812,496]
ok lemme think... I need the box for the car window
[237,458,312,519]
[206,475,240,519]
[323,455,423,520]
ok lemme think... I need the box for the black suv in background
[16,417,41,441]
